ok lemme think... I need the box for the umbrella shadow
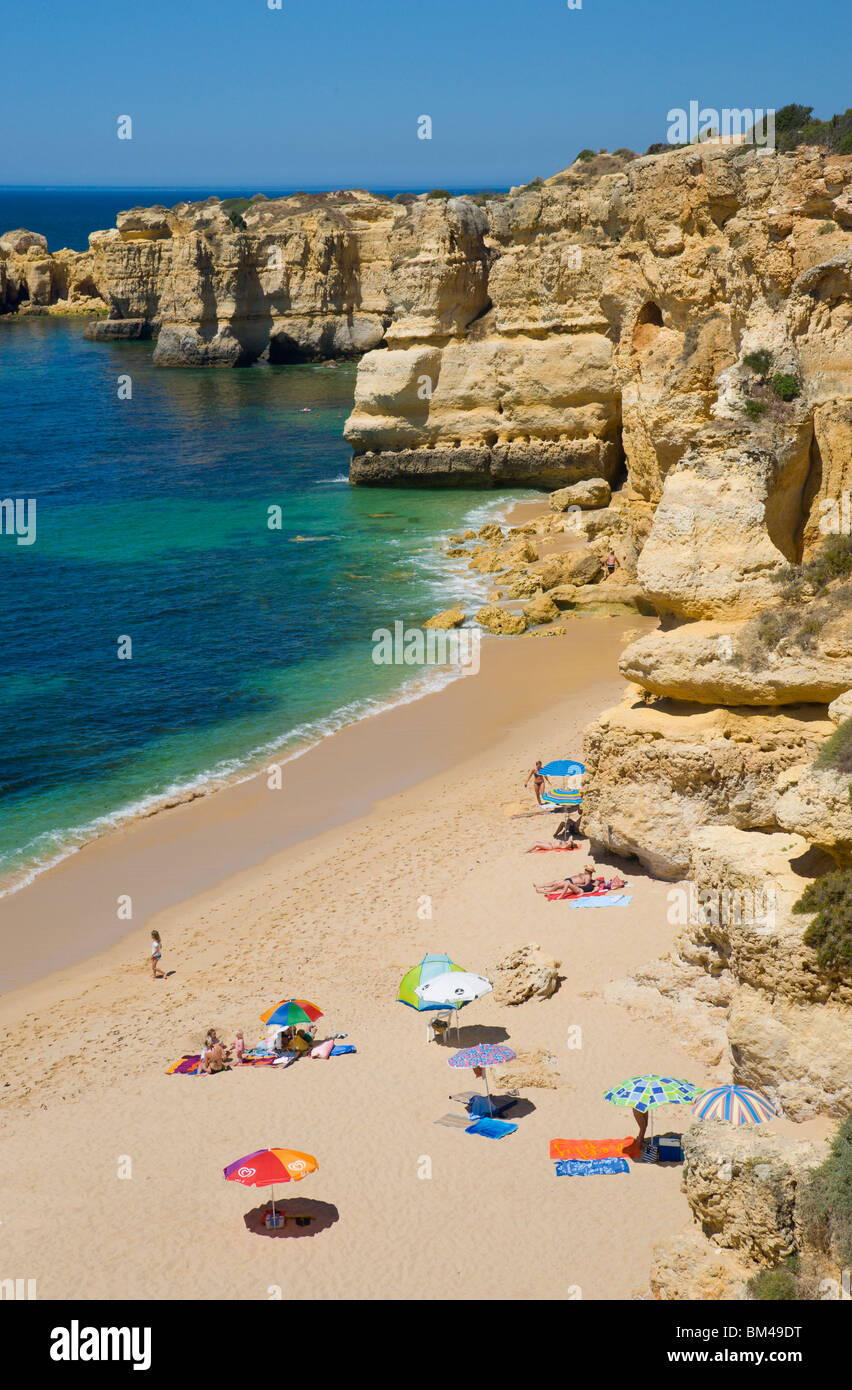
[436,1024,511,1048]
[243,1198,339,1239]
[502,1096,536,1119]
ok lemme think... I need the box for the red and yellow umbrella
[224,1148,318,1225]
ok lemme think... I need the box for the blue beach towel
[330,1044,356,1056]
[465,1117,518,1140]
[555,1157,630,1176]
[563,894,633,909]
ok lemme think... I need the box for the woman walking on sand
[150,930,164,980]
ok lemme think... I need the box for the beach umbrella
[224,1147,318,1225]
[604,1075,702,1140]
[398,954,466,1012]
[692,1085,775,1126]
[448,1043,516,1117]
[416,971,492,1042]
[415,972,492,1006]
[261,999,323,1028]
[539,760,585,777]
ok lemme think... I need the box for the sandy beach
[0,610,828,1303]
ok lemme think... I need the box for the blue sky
[4,0,851,189]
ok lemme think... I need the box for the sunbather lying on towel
[534,866,628,897]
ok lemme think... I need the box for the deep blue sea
[0,310,531,894]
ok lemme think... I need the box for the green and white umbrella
[604,1074,701,1139]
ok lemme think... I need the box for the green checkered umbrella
[604,1075,701,1113]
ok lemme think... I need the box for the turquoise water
[0,317,533,891]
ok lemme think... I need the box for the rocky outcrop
[5,143,849,500]
[490,943,561,1004]
[650,1226,749,1300]
[582,696,830,879]
[474,605,527,635]
[619,615,852,706]
[679,1121,827,1266]
[776,765,852,864]
[423,607,465,630]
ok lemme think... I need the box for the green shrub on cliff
[792,868,852,976]
[775,534,852,597]
[799,1117,852,1266]
[771,371,800,401]
[743,398,766,421]
[743,348,772,376]
[747,1258,804,1301]
[772,104,852,154]
[817,717,852,776]
[575,149,595,162]
[220,196,252,229]
[426,189,452,200]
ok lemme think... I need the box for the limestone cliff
[7,142,848,495]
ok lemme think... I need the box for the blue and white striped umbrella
[692,1085,775,1125]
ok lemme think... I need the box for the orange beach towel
[549,1137,641,1161]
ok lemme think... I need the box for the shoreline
[0,486,534,919]
[0,591,641,998]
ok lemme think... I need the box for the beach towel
[465,1117,518,1140]
[434,1113,471,1129]
[330,1044,356,1056]
[166,1055,201,1075]
[549,1137,640,1161]
[560,893,632,908]
[555,1157,630,1177]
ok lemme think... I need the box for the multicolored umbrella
[260,999,323,1028]
[692,1085,775,1126]
[398,954,466,1012]
[604,1075,702,1113]
[224,1147,318,1223]
[448,1043,517,1116]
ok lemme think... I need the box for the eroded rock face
[681,1121,827,1266]
[775,764,852,864]
[490,943,561,1004]
[619,619,852,706]
[474,605,527,635]
[581,696,829,878]
[650,1226,749,1300]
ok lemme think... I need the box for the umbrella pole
[485,1067,493,1118]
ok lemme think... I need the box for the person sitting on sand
[525,812,582,852]
[524,760,551,805]
[205,1028,231,1061]
[199,1040,230,1075]
[534,864,598,896]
